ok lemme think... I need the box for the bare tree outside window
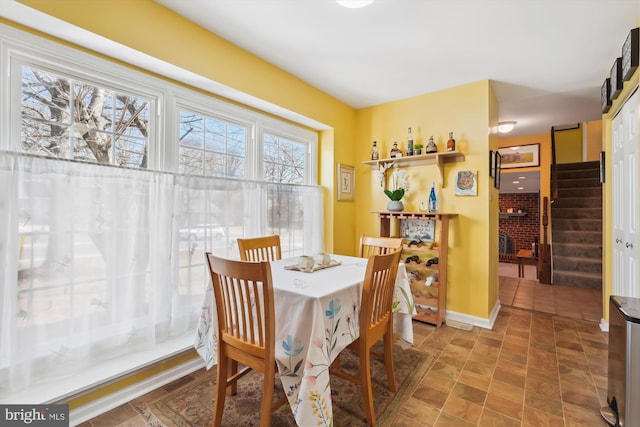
[178,110,246,178]
[21,65,149,168]
[263,133,305,184]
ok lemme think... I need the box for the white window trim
[1,23,318,183]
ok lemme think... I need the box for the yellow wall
[554,125,583,164]
[354,81,498,319]
[586,120,603,161]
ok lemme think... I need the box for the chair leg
[260,362,276,427]
[360,348,376,426]
[227,360,238,395]
[213,354,228,427]
[383,331,396,392]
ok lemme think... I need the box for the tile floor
[80,263,610,427]
[82,307,610,427]
[498,262,603,322]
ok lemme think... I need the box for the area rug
[142,343,432,426]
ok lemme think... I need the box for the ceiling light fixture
[498,121,517,134]
[336,0,375,8]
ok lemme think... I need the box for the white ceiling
[499,170,540,194]
[155,0,639,137]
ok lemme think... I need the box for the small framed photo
[337,163,355,201]
[498,143,539,169]
[455,170,477,196]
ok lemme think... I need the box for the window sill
[0,333,197,405]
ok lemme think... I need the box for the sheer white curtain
[0,152,323,401]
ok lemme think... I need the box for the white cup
[297,255,315,270]
[314,253,331,266]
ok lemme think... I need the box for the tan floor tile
[393,414,435,427]
[525,376,561,400]
[397,396,441,425]
[442,395,483,425]
[457,369,491,392]
[413,384,449,409]
[434,411,476,427]
[522,405,565,427]
[421,370,457,394]
[493,367,526,388]
[524,390,564,418]
[450,382,487,406]
[489,379,525,404]
[485,392,523,421]
[478,408,521,427]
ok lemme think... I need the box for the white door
[612,88,639,298]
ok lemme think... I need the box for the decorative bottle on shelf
[390,141,402,158]
[407,127,414,156]
[371,140,379,160]
[447,132,456,152]
[428,182,438,212]
[426,135,437,153]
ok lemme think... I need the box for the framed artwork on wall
[494,151,502,189]
[337,163,355,201]
[489,150,495,178]
[498,143,539,169]
[455,170,477,196]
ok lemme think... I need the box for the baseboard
[69,357,204,426]
[599,318,609,332]
[446,300,500,330]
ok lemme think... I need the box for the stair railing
[550,126,558,201]
[538,196,552,284]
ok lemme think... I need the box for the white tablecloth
[194,254,415,427]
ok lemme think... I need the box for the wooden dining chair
[330,248,402,426]
[237,235,282,262]
[205,253,287,427]
[358,235,403,258]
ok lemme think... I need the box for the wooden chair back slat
[238,235,282,262]
[359,235,403,258]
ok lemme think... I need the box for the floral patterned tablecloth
[194,254,416,427]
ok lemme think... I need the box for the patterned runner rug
[142,343,432,426]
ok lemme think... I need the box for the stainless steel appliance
[601,296,640,426]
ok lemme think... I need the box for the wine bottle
[371,141,379,160]
[407,127,414,156]
[426,136,437,153]
[428,182,437,212]
[447,132,456,152]
[390,141,402,158]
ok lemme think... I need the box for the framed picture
[489,150,495,178]
[401,219,435,242]
[337,163,355,201]
[494,151,502,189]
[455,170,477,196]
[498,143,539,169]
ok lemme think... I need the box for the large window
[0,24,321,404]
[21,65,151,168]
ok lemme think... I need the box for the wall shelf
[363,151,465,187]
[499,212,527,218]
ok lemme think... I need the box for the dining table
[194,253,416,427]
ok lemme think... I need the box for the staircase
[550,161,602,289]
